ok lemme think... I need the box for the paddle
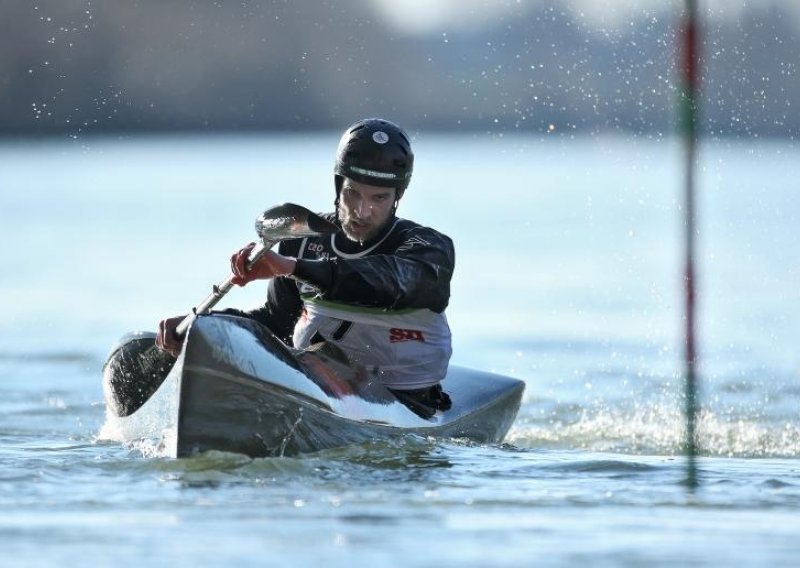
[173,202,337,338]
[103,203,337,417]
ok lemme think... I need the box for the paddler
[156,118,455,417]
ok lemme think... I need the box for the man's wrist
[283,257,297,276]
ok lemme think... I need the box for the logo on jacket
[396,235,431,252]
[389,328,426,343]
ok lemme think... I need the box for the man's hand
[156,315,186,357]
[230,242,297,286]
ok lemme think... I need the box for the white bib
[293,297,452,390]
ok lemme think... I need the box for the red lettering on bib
[389,328,426,343]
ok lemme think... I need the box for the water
[1,133,799,567]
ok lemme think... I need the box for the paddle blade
[255,203,337,243]
[102,332,175,417]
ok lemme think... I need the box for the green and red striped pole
[679,0,700,489]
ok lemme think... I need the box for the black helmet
[334,118,414,194]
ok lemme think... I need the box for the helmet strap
[392,187,404,216]
[334,175,344,213]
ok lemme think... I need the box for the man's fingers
[230,243,256,284]
[156,316,184,357]
[230,250,250,286]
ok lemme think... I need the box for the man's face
[338,178,397,242]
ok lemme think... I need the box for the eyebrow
[345,185,393,198]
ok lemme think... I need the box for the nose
[355,199,371,218]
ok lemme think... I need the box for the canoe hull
[102,314,525,458]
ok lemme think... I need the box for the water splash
[96,409,177,459]
[508,403,800,458]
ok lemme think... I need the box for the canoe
[101,313,525,458]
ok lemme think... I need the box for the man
[156,118,455,416]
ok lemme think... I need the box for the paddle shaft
[174,240,274,337]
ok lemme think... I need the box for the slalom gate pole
[679,0,700,490]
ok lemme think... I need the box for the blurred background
[1,0,797,137]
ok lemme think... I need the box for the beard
[340,214,379,242]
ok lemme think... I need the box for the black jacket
[225,213,455,346]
